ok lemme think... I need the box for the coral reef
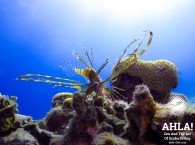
[1,32,195,145]
[1,76,195,145]
[112,59,178,103]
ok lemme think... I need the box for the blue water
[0,0,195,120]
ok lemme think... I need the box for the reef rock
[52,92,73,108]
[23,123,63,145]
[0,94,18,133]
[44,107,75,134]
[15,114,32,126]
[92,132,130,145]
[125,85,195,145]
[0,128,39,145]
[43,92,75,134]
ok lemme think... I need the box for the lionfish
[17,31,153,100]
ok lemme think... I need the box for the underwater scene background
[0,0,195,121]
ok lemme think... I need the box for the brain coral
[112,59,178,103]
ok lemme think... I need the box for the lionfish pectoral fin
[111,53,137,80]
[109,31,153,82]
[17,74,85,90]
[131,39,144,55]
[116,38,139,66]
[114,34,145,71]
[137,31,153,59]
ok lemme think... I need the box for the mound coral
[112,59,178,103]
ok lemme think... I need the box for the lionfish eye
[94,81,98,86]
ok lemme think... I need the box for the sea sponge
[125,84,157,144]
[112,59,178,103]
[64,106,98,145]
[113,101,127,120]
[72,93,87,114]
[98,121,113,133]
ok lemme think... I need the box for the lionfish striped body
[17,31,153,100]
[75,68,104,96]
